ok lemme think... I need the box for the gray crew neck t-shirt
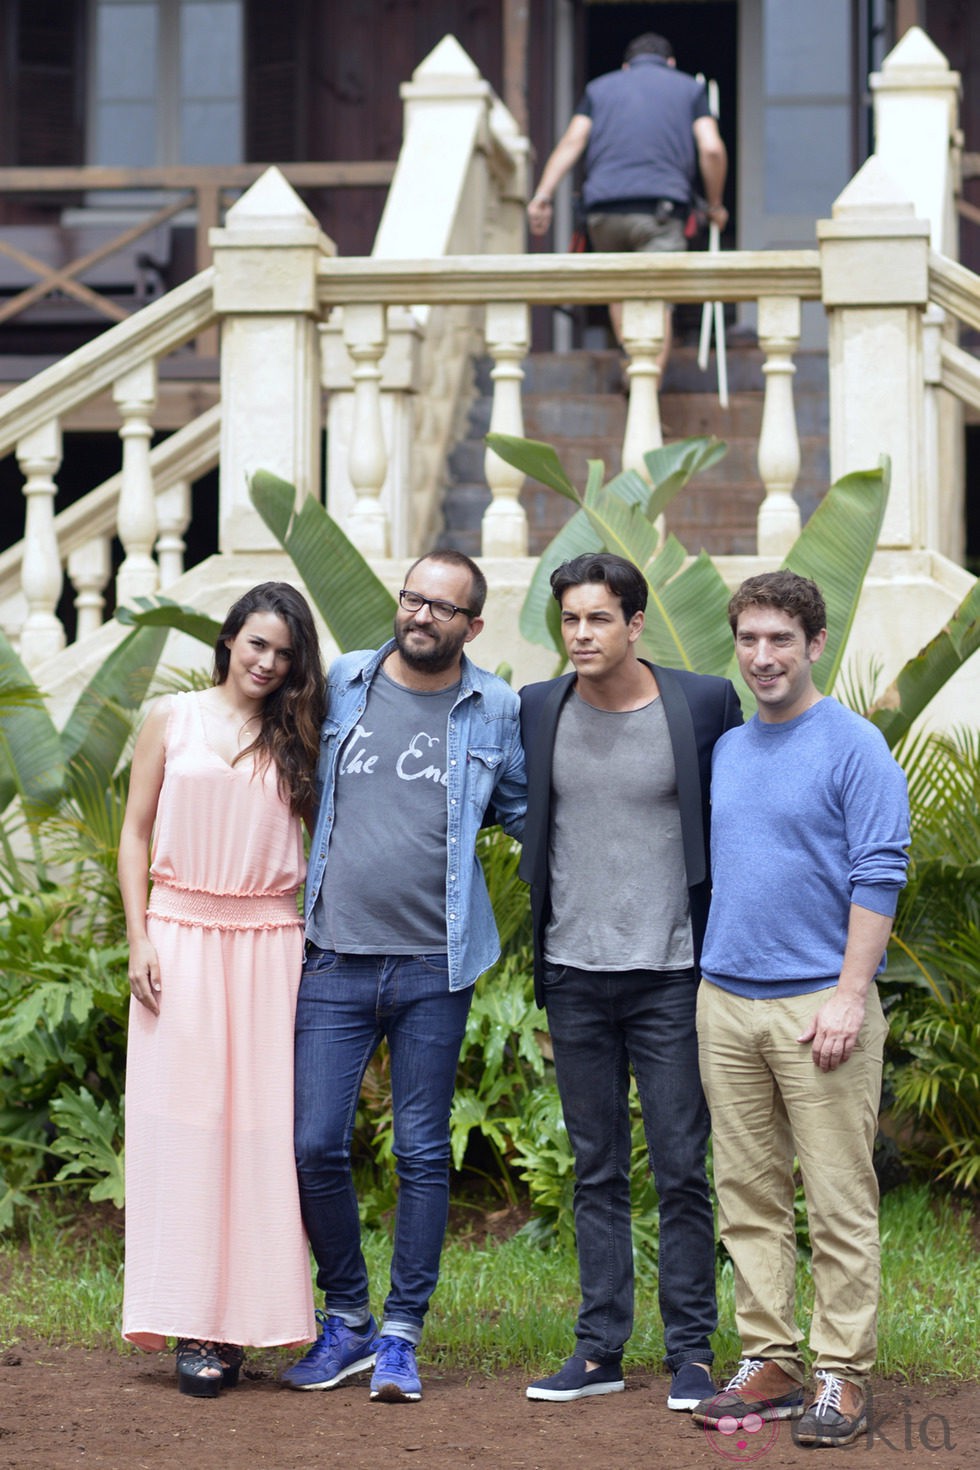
[309,669,459,954]
[544,693,693,972]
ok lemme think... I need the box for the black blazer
[519,662,743,1008]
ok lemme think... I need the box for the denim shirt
[304,640,527,992]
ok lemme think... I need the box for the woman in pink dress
[119,582,324,1396]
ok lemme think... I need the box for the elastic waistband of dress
[148,881,303,931]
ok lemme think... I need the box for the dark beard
[393,618,467,674]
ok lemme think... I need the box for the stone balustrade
[0,221,974,668]
[0,407,220,650]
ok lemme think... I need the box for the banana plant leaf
[517,460,618,651]
[487,433,728,656]
[249,470,395,653]
[780,461,889,694]
[716,464,889,703]
[646,533,686,589]
[483,433,579,502]
[644,437,728,522]
[0,632,64,815]
[59,624,171,797]
[636,550,734,675]
[116,596,222,647]
[867,576,980,748]
[579,486,733,673]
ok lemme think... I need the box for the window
[89,0,243,166]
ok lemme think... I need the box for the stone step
[663,343,829,394]
[442,345,830,558]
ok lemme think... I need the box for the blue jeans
[543,964,716,1370]
[294,948,473,1344]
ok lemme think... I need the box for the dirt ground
[0,1345,976,1470]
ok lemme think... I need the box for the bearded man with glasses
[284,551,526,1404]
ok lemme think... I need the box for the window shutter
[9,0,85,165]
[245,0,310,161]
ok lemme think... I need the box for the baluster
[621,300,666,542]
[921,303,943,553]
[68,536,112,641]
[414,365,438,502]
[16,420,66,667]
[344,303,391,557]
[756,296,802,555]
[482,301,529,556]
[114,361,160,605]
[621,299,665,470]
[156,478,192,586]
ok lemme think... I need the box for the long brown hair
[213,583,325,814]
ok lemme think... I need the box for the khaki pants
[696,981,887,1383]
[587,209,687,253]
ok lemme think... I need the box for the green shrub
[885,728,980,1191]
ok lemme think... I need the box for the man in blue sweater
[691,571,909,1449]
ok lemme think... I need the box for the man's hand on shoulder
[797,989,867,1072]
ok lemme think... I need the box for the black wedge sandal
[217,1343,245,1388]
[175,1339,225,1398]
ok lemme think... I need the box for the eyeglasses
[398,589,475,622]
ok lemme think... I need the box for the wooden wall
[925,0,980,273]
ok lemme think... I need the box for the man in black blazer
[520,553,741,1411]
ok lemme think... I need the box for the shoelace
[811,1370,844,1415]
[308,1311,365,1360]
[725,1358,765,1391]
[378,1338,414,1373]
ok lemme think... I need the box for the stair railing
[0,272,216,665]
[318,248,822,561]
[0,404,221,644]
[321,36,529,559]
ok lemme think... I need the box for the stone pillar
[818,156,930,551]
[211,166,334,553]
[871,26,960,256]
[375,36,495,262]
[871,26,964,564]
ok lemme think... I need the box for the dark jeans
[543,963,716,1370]
[294,948,472,1344]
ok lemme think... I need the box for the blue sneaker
[281,1310,378,1390]
[369,1335,422,1402]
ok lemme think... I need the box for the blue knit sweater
[700,698,910,999]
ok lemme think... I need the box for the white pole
[696,77,728,408]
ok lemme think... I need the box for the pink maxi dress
[123,692,316,1349]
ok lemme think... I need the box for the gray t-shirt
[544,693,694,972]
[309,669,459,954]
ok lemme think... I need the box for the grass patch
[1,1185,976,1380]
[0,1201,125,1349]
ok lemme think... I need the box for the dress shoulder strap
[160,689,201,752]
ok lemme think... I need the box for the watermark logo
[700,1391,956,1459]
[703,1407,780,1462]
[700,1399,783,1463]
